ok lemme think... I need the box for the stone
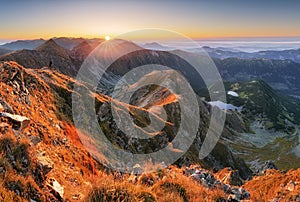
[286,180,296,191]
[29,135,41,146]
[215,197,227,202]
[221,169,243,186]
[0,99,14,113]
[37,152,54,175]
[222,184,232,194]
[0,112,30,131]
[133,164,142,174]
[191,169,216,188]
[239,187,250,199]
[259,161,278,174]
[47,178,64,200]
[230,187,241,201]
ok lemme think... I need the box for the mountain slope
[71,40,102,61]
[0,39,46,50]
[224,80,300,131]
[0,40,79,76]
[2,60,300,201]
[0,60,251,170]
[0,48,12,56]
[218,80,300,170]
[214,57,300,95]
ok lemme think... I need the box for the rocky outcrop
[0,112,30,131]
[47,178,64,201]
[185,166,250,201]
[256,160,278,175]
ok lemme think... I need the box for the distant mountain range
[0,37,102,51]
[2,39,300,63]
[142,42,175,51]
[1,38,300,97]
[201,46,300,63]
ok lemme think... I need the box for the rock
[220,168,243,186]
[47,178,64,201]
[239,187,250,199]
[133,164,142,174]
[0,99,14,113]
[216,197,227,202]
[0,122,10,134]
[0,112,30,131]
[222,184,232,194]
[286,180,296,191]
[229,187,241,201]
[258,161,278,175]
[29,135,41,146]
[128,174,138,183]
[72,194,82,200]
[138,174,155,186]
[228,187,250,201]
[191,169,216,188]
[37,152,54,175]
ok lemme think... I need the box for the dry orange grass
[244,169,300,201]
[85,166,226,202]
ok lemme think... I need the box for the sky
[0,0,300,40]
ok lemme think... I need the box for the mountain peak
[35,39,70,58]
[36,39,61,51]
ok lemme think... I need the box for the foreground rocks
[47,178,64,201]
[185,166,250,201]
[0,112,30,131]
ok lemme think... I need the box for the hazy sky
[1,0,300,40]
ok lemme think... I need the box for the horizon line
[1,35,300,41]
[1,35,300,46]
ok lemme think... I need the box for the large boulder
[0,112,30,131]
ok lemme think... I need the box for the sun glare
[105,35,111,41]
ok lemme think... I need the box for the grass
[244,168,300,201]
[84,166,226,202]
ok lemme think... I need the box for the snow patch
[227,91,239,97]
[208,101,242,111]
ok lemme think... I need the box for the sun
[105,35,111,41]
